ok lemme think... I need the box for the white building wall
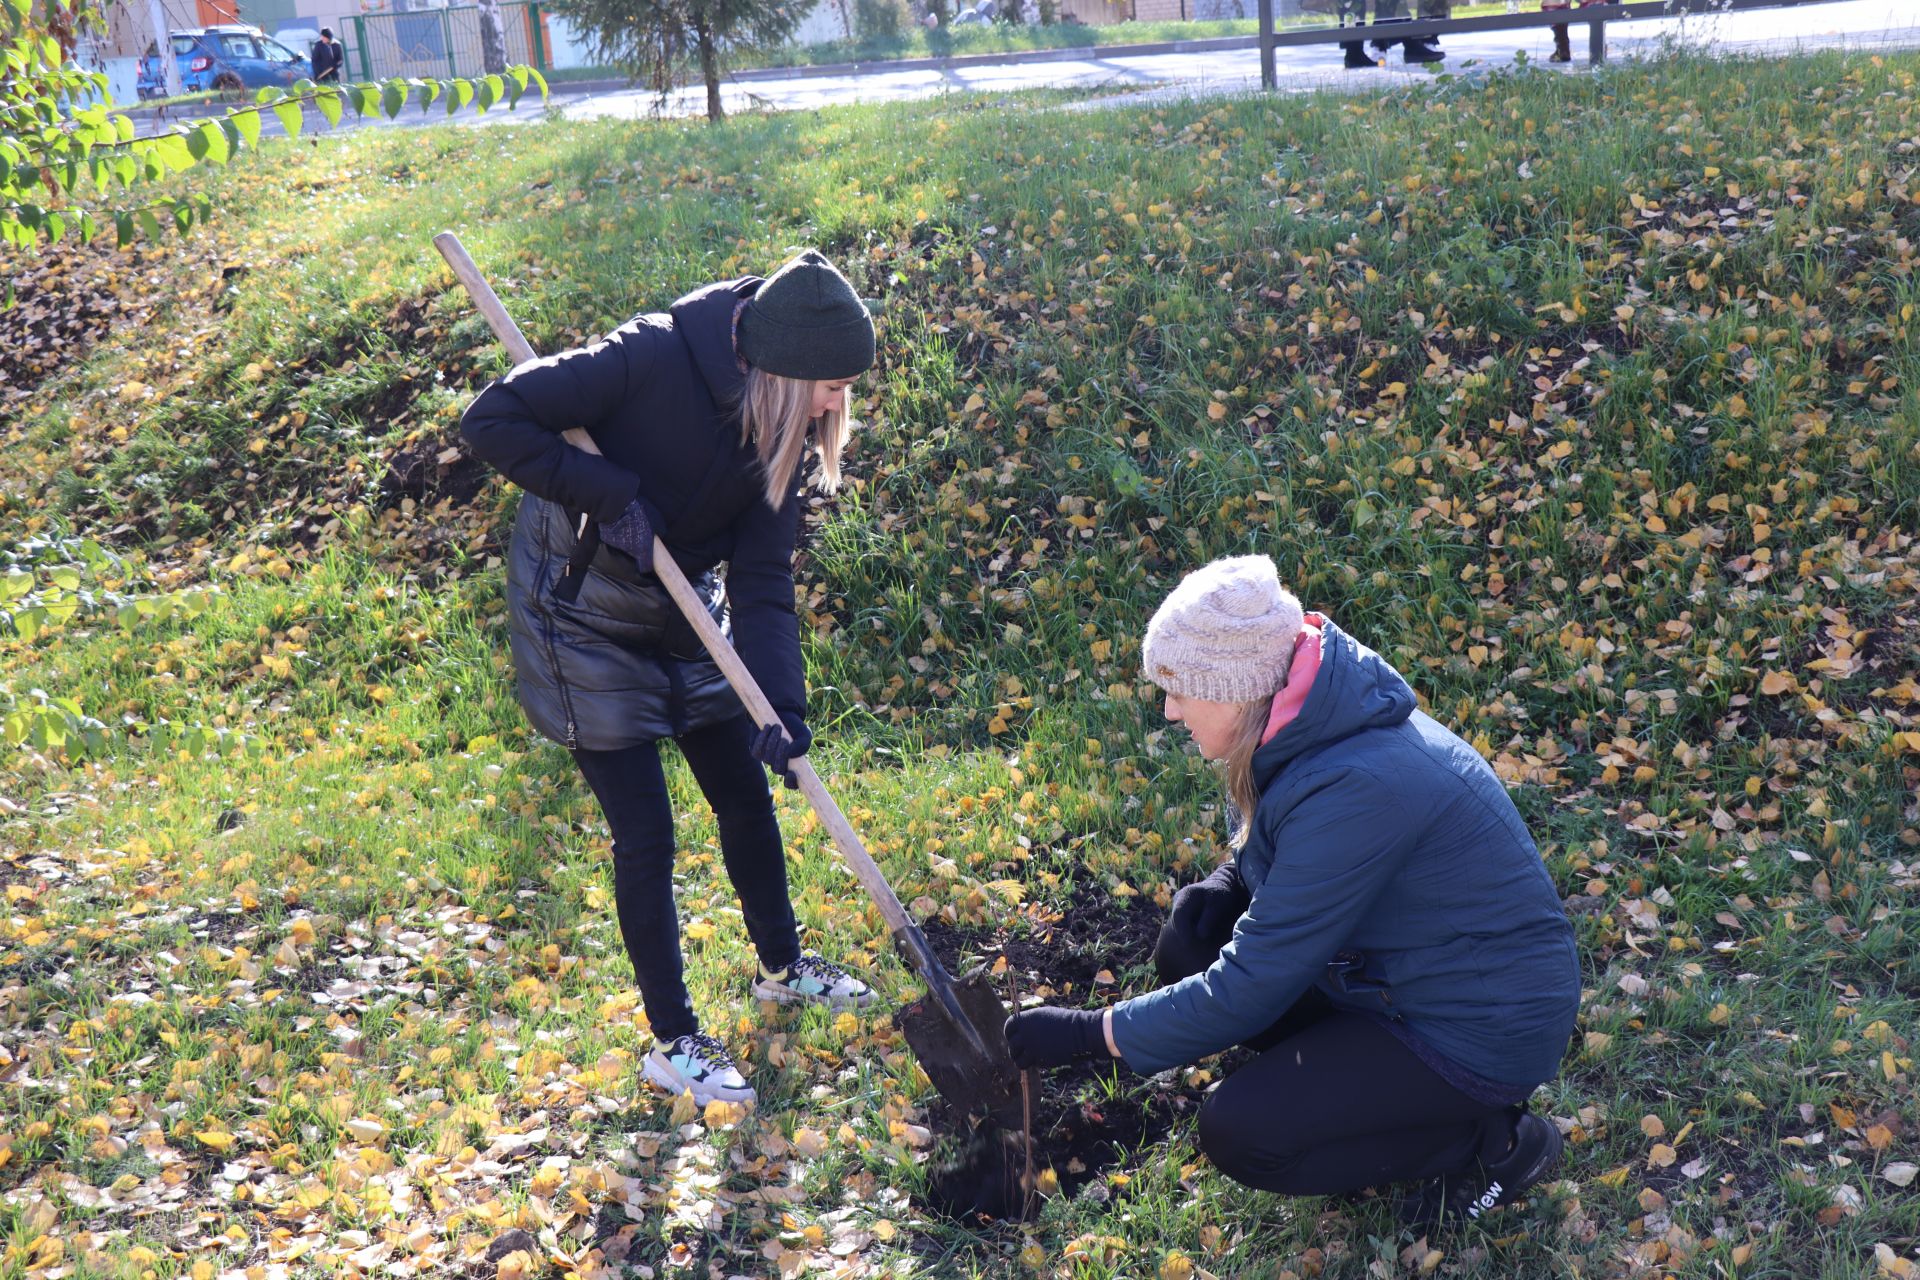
[71,40,144,107]
[792,0,852,44]
[541,13,598,69]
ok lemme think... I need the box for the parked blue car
[136,25,309,98]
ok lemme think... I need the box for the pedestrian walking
[310,27,344,82]
[1543,0,1605,61]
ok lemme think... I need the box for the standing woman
[461,251,879,1107]
[1005,556,1579,1231]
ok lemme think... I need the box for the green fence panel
[338,3,544,81]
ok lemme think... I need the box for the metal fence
[336,3,554,82]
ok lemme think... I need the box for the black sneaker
[1399,1112,1562,1234]
[1403,40,1445,64]
[1343,42,1379,68]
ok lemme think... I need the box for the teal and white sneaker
[641,1033,756,1106]
[752,952,878,1010]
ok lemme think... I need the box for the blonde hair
[1221,699,1273,848]
[739,367,851,509]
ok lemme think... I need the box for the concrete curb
[126,98,234,122]
[728,34,1261,81]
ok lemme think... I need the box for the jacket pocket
[1325,949,1396,1011]
[548,559,672,651]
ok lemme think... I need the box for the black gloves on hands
[1167,860,1249,945]
[600,491,814,799]
[599,495,664,571]
[749,712,811,789]
[1003,1006,1111,1070]
[1151,860,1249,982]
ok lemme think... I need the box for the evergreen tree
[551,0,798,120]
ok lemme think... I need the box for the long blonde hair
[1221,698,1274,848]
[739,367,850,509]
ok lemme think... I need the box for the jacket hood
[669,277,762,408]
[1251,619,1416,786]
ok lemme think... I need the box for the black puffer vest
[461,278,807,750]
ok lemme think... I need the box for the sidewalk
[564,0,1920,121]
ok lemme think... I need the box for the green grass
[4,46,1919,1280]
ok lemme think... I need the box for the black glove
[1168,861,1248,944]
[748,712,810,789]
[1003,1006,1111,1070]
[599,495,663,571]
[1153,860,1249,982]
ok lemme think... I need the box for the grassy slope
[3,51,1919,1280]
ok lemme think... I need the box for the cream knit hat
[1142,555,1304,703]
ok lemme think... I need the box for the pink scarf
[1261,613,1327,745]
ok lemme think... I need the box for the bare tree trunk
[693,13,722,120]
[476,0,509,75]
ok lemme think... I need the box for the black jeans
[1155,894,1518,1196]
[573,714,802,1042]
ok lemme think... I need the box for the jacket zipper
[538,502,580,748]
[540,610,579,749]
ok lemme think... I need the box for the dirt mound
[917,884,1236,1222]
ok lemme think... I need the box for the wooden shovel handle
[433,231,921,942]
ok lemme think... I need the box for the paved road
[566,0,1920,120]
[132,0,1920,138]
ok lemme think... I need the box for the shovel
[434,232,1024,1126]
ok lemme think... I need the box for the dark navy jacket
[460,279,804,749]
[1111,621,1579,1086]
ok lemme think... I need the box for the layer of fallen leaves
[1,237,229,415]
[4,46,1920,1280]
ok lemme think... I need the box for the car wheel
[212,69,244,93]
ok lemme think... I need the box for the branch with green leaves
[3,0,549,252]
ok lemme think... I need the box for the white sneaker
[641,1033,756,1106]
[752,952,879,1010]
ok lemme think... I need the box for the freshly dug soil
[918,884,1234,1222]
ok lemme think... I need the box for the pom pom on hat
[1141,555,1304,703]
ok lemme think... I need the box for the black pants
[1155,899,1518,1196]
[573,715,802,1042]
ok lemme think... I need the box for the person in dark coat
[1325,0,1442,67]
[1004,555,1579,1233]
[460,250,881,1107]
[310,28,343,82]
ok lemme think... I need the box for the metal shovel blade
[898,968,1024,1127]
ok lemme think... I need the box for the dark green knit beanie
[738,250,876,381]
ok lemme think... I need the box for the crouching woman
[1006,555,1579,1231]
